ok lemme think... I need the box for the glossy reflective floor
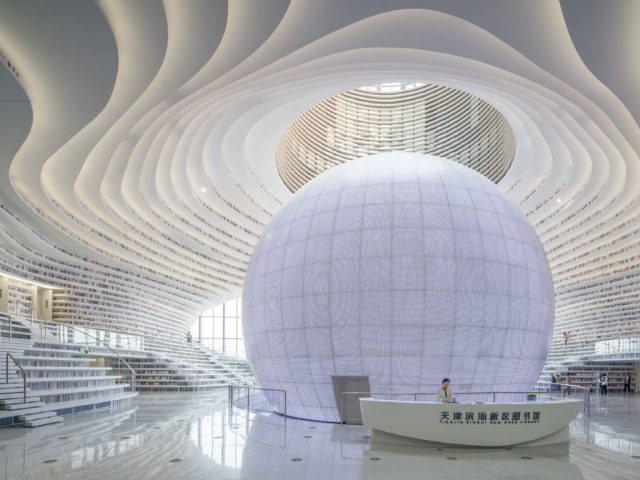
[0,392,638,480]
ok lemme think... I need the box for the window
[191,298,245,358]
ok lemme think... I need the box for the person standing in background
[623,373,632,393]
[600,374,608,395]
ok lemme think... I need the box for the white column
[29,285,38,320]
[41,289,53,321]
[0,276,7,313]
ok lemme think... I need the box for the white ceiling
[0,0,638,338]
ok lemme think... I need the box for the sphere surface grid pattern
[243,153,554,422]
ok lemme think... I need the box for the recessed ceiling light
[201,187,207,192]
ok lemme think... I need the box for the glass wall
[191,298,245,358]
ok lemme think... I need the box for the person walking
[599,374,608,396]
[623,373,632,394]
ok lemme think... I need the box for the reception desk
[360,397,583,447]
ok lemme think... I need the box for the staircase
[1,313,137,428]
[141,337,255,389]
[2,313,255,418]
[0,313,62,427]
[542,356,637,393]
[113,356,228,391]
[109,337,254,392]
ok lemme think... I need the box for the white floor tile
[0,391,638,479]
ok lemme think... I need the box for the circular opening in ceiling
[357,81,426,93]
[276,83,515,192]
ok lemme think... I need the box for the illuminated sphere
[242,152,554,422]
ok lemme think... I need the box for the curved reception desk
[360,397,583,447]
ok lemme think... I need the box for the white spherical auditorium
[243,152,555,422]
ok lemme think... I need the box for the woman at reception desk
[360,387,585,448]
[436,378,456,403]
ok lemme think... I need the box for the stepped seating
[111,350,233,392]
[101,335,255,392]
[22,329,255,392]
[3,313,255,415]
[212,350,254,382]
[1,314,55,427]
[26,330,148,360]
[20,342,137,411]
[142,337,255,388]
[0,317,32,340]
[110,341,250,391]
[1,315,137,428]
[542,357,637,393]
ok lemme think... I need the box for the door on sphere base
[332,376,370,424]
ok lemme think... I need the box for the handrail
[6,312,242,358]
[26,317,137,393]
[61,322,136,393]
[228,384,287,418]
[535,381,590,416]
[28,316,144,351]
[5,353,27,403]
[11,314,253,388]
[15,314,252,390]
[13,313,243,361]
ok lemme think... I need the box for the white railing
[595,336,640,356]
[3,313,255,392]
[28,317,145,352]
[5,353,27,403]
[228,385,287,418]
[8,315,138,393]
[587,352,640,361]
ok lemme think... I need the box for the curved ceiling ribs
[277,83,516,192]
[0,0,638,352]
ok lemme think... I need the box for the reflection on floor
[0,392,638,479]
